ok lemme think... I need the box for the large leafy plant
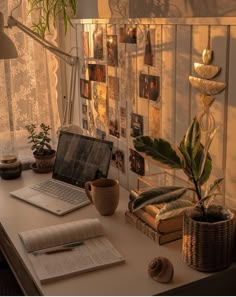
[133,117,224,221]
[28,0,76,37]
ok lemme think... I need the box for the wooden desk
[0,171,236,295]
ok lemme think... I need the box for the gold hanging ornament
[189,48,226,132]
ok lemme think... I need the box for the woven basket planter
[182,210,235,272]
[33,150,56,173]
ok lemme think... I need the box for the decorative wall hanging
[189,47,226,132]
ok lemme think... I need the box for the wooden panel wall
[70,18,236,210]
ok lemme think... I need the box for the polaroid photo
[139,73,160,102]
[80,79,91,99]
[131,113,143,137]
[88,64,106,83]
[108,76,119,101]
[111,147,125,173]
[107,35,118,67]
[93,27,103,60]
[129,149,145,176]
[119,26,137,44]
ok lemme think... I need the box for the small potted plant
[26,123,56,173]
[132,117,235,272]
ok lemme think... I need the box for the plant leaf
[198,127,217,179]
[198,192,222,207]
[205,177,224,196]
[184,117,201,160]
[133,136,184,169]
[193,143,212,185]
[132,186,188,211]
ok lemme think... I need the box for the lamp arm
[7,15,78,66]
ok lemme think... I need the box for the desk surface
[0,171,235,296]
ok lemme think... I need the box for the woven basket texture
[182,210,235,272]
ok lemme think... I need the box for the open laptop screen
[53,131,113,188]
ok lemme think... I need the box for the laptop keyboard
[30,180,88,205]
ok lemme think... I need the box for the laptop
[10,131,113,215]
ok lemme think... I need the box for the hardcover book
[125,211,182,245]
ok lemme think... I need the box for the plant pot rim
[184,208,234,225]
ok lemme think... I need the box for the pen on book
[33,240,84,255]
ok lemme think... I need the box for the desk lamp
[0,4,79,126]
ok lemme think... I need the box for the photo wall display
[79,23,162,184]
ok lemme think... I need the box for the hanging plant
[28,0,77,37]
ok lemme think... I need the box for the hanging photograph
[82,119,88,130]
[83,32,89,58]
[119,26,137,44]
[88,64,106,83]
[109,106,120,138]
[108,76,119,101]
[93,84,108,127]
[111,147,125,173]
[144,30,153,66]
[149,105,161,138]
[93,26,103,60]
[82,103,88,115]
[88,111,95,134]
[107,35,118,67]
[80,79,91,99]
[96,128,106,140]
[139,73,160,101]
[120,106,127,138]
[129,149,145,176]
[131,113,143,137]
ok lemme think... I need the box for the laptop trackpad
[10,187,40,198]
[26,194,72,214]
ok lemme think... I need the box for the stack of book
[125,190,184,245]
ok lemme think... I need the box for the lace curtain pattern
[0,0,60,161]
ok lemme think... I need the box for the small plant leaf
[132,186,188,211]
[134,136,184,169]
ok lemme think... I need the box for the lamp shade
[0,12,18,59]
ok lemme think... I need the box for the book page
[19,219,104,252]
[28,236,125,283]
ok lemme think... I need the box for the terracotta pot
[33,150,56,173]
[182,209,235,272]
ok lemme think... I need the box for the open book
[19,219,125,283]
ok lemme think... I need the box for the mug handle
[84,181,93,203]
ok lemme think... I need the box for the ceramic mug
[85,178,119,216]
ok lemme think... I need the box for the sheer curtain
[0,0,60,163]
